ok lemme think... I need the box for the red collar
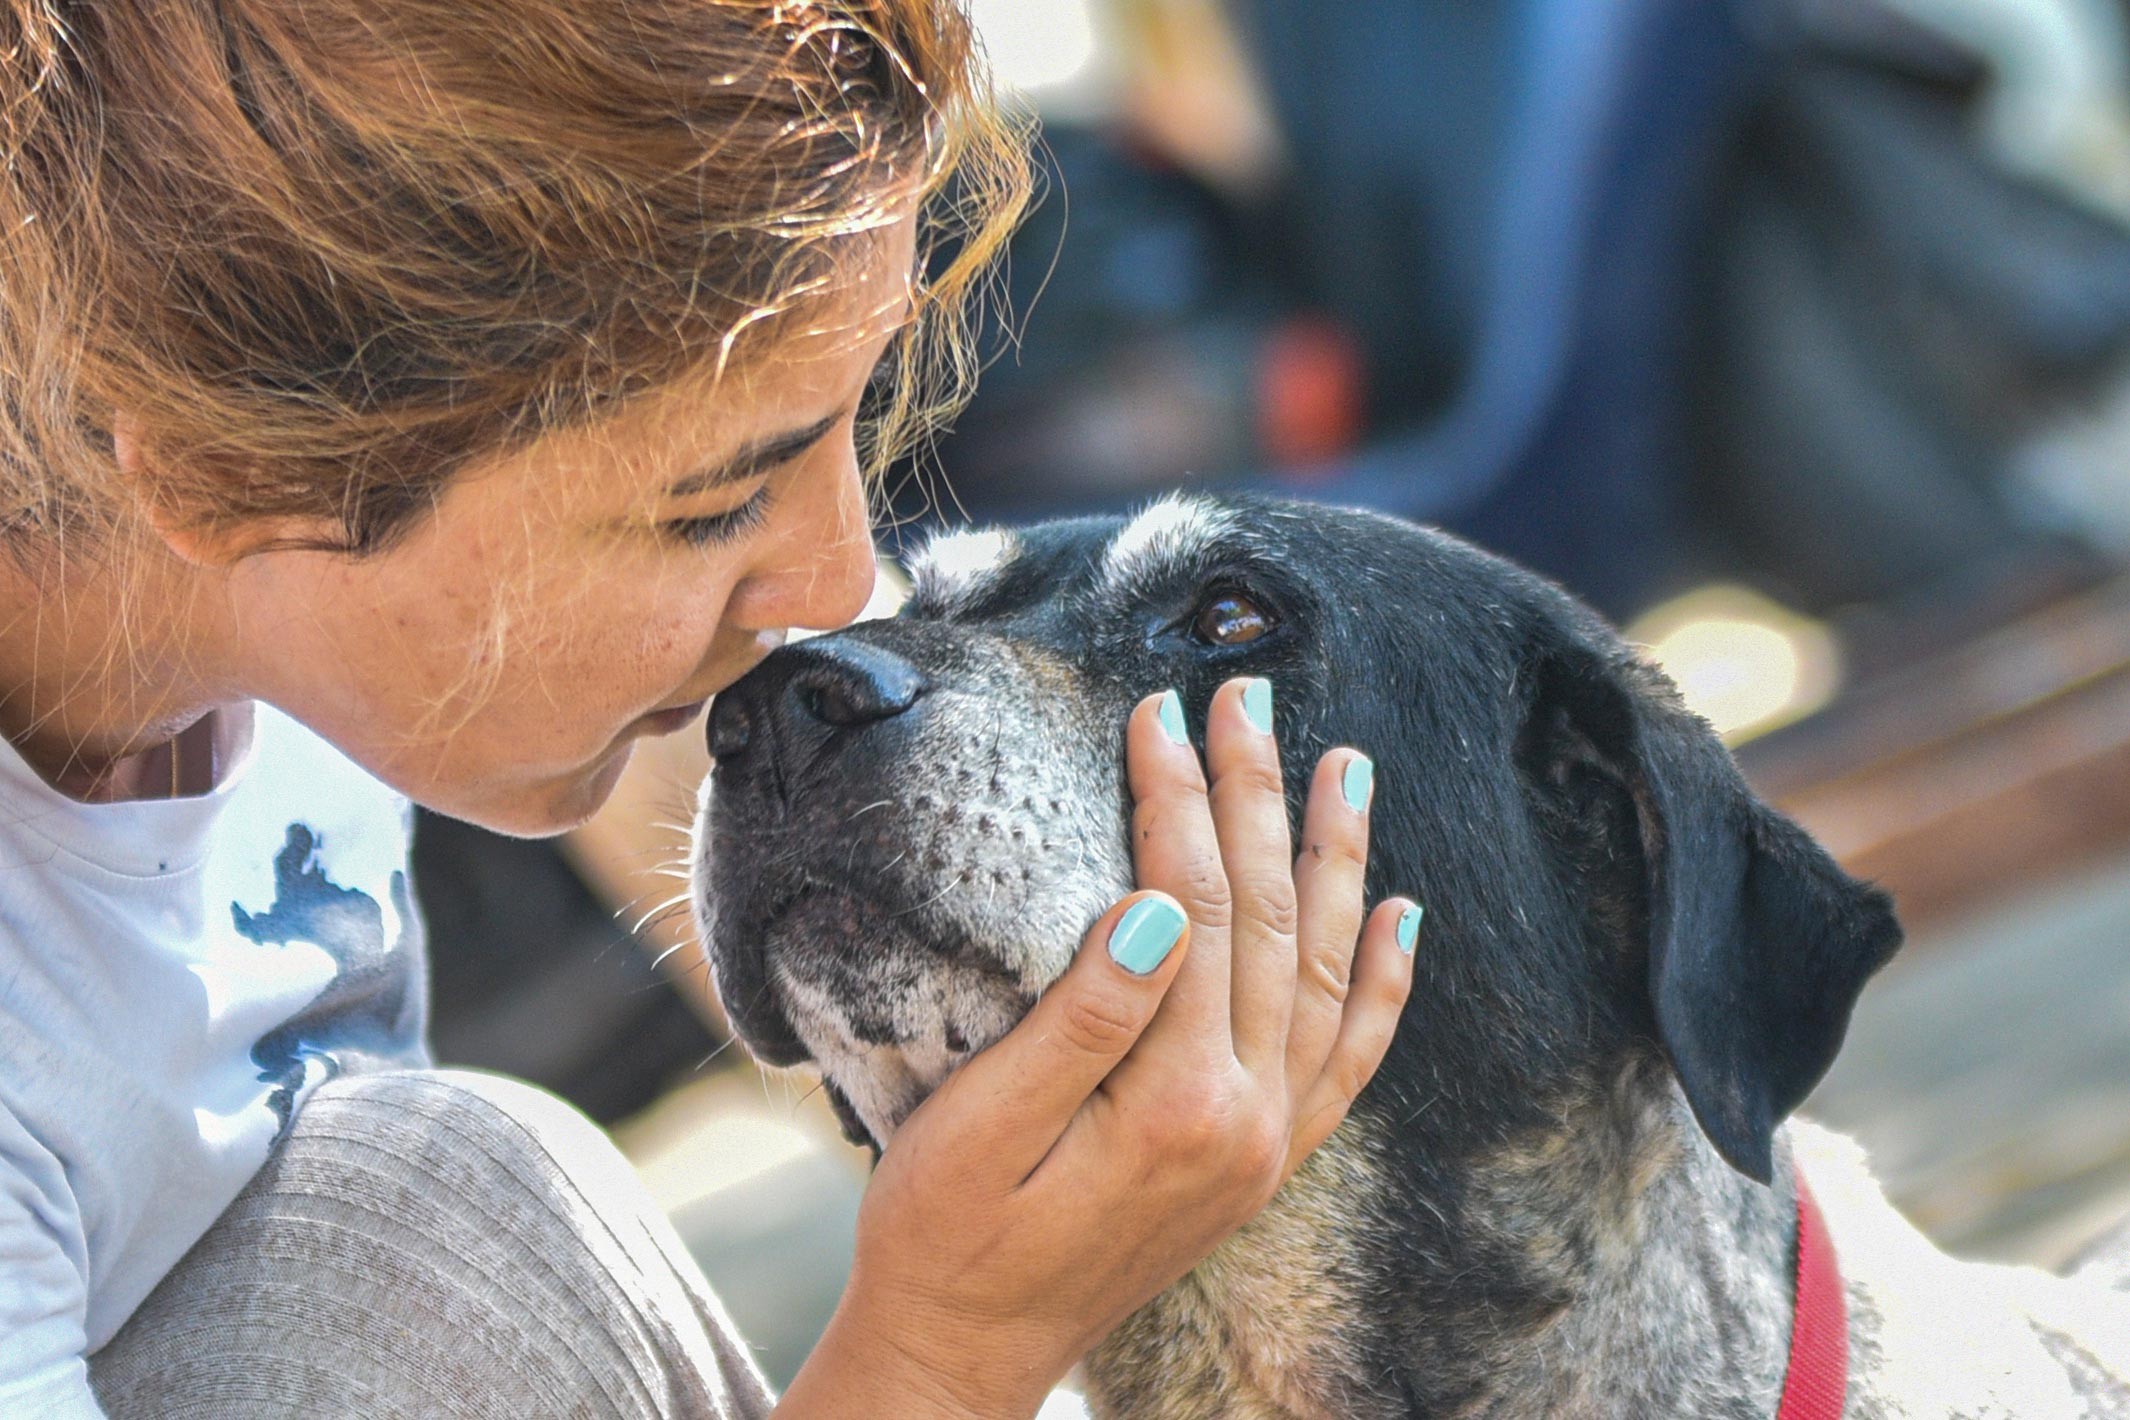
[1776,1172,1848,1420]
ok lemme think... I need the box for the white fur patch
[1789,1118,2130,1411]
[905,525,1018,614]
[1102,492,1238,593]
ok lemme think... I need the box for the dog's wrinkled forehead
[903,492,1250,621]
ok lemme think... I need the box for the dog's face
[691,493,1901,1191]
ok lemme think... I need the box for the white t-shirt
[0,704,430,1418]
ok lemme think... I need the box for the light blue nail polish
[1109,896,1188,976]
[1342,755,1374,812]
[1157,689,1187,745]
[1396,904,1424,955]
[1241,678,1273,734]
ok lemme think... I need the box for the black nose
[707,636,928,765]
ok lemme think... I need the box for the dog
[691,492,2130,1417]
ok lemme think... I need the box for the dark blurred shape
[897,122,1275,515]
[414,809,722,1125]
[905,0,2130,630]
[1744,573,2130,931]
[1694,18,2130,610]
[1232,0,1749,615]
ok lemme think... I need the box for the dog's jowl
[692,493,2130,1419]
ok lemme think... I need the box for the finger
[936,889,1193,1186]
[1204,676,1298,1071]
[1285,896,1419,1175]
[1125,687,1234,1055]
[1285,747,1373,1102]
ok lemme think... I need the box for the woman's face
[227,220,916,836]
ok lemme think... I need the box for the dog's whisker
[641,904,696,935]
[843,798,894,825]
[631,892,694,936]
[691,1036,738,1072]
[893,870,970,918]
[649,937,700,972]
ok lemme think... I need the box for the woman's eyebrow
[665,407,848,497]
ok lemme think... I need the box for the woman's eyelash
[663,487,771,548]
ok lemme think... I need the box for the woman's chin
[438,744,636,839]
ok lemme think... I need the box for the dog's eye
[1192,592,1275,646]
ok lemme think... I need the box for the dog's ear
[1519,626,1903,1185]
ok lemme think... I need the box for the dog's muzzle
[692,620,1131,1141]
[698,637,933,1065]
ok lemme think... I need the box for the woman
[0,2,1418,1416]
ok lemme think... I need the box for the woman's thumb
[937,891,1190,1178]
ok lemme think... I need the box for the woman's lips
[634,630,788,738]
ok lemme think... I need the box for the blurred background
[416,0,2130,1398]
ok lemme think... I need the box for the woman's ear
[114,415,335,566]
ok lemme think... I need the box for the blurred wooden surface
[1806,851,2130,1268]
[1744,574,2130,930]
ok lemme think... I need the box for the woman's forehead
[458,214,920,508]
[637,216,919,431]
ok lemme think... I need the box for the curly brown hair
[0,0,1029,554]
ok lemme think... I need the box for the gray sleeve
[91,1069,776,1419]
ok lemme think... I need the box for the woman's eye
[1191,591,1275,646]
[663,487,771,548]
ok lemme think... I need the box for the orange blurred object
[1256,315,1366,475]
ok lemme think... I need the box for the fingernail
[1341,754,1374,812]
[1109,895,1188,976]
[1396,903,1424,955]
[1241,677,1273,734]
[1157,689,1187,745]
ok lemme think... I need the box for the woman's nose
[788,515,877,632]
[729,468,877,634]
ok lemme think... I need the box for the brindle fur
[693,494,2130,1417]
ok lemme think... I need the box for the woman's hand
[776,676,1420,1419]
